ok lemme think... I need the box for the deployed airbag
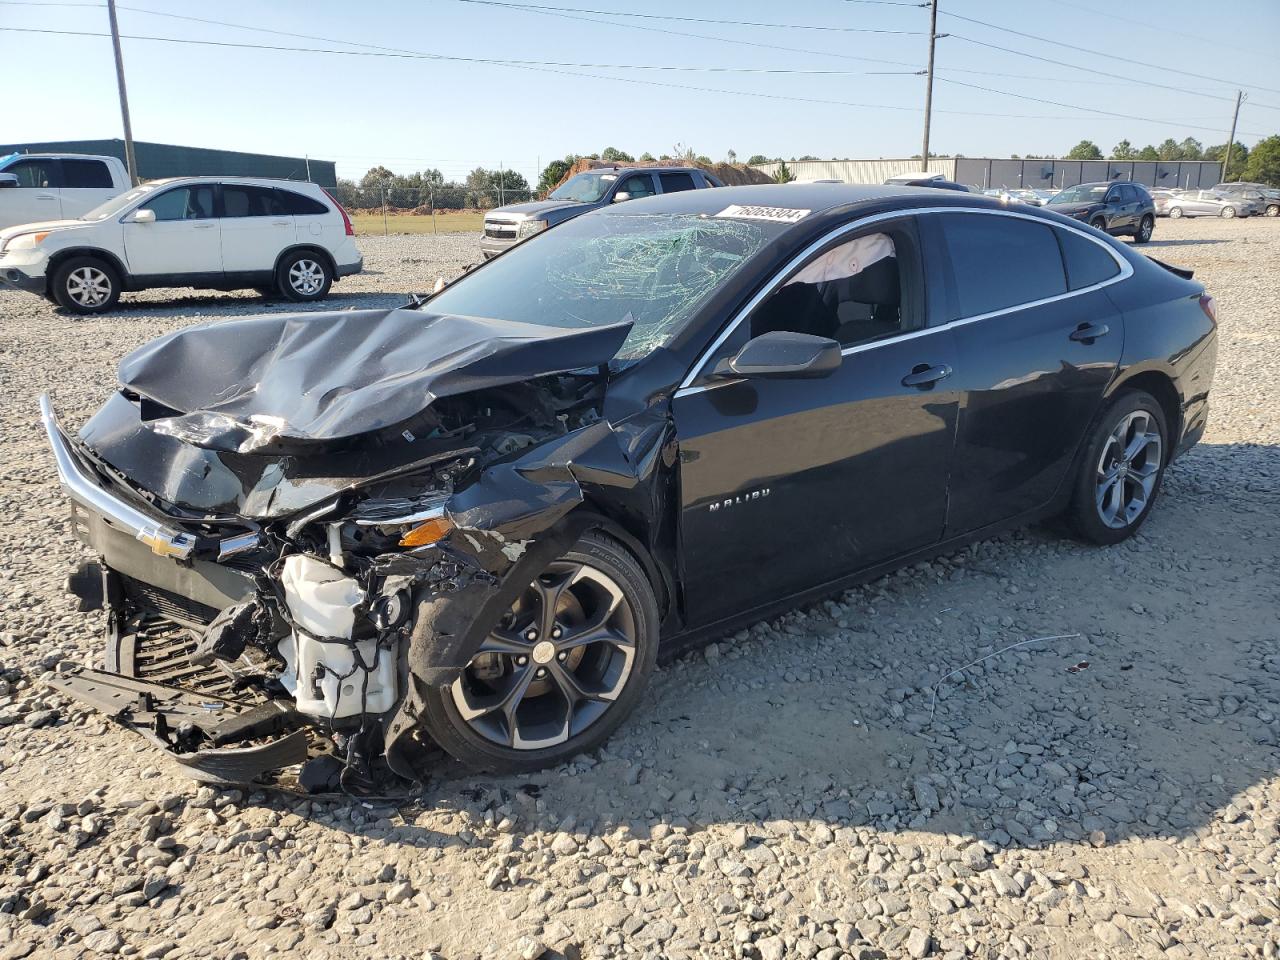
[117,308,630,454]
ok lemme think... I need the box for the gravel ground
[0,221,1277,960]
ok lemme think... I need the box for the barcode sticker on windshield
[715,204,811,224]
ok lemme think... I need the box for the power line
[451,0,928,34]
[937,77,1266,139]
[940,10,1280,97]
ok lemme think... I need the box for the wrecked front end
[41,307,656,792]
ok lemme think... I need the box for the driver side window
[749,223,919,349]
[620,175,656,200]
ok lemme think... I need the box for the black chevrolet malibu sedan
[42,184,1217,787]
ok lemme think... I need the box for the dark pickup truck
[480,165,722,258]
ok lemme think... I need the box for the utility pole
[305,155,312,182]
[920,0,940,172]
[106,0,139,186]
[1222,90,1244,183]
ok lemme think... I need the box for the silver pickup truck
[480,165,721,258]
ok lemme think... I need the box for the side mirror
[0,173,17,189]
[612,191,632,203]
[131,208,156,224]
[714,331,842,381]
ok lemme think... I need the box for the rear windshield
[425,211,782,361]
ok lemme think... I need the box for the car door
[929,211,1125,536]
[615,173,657,202]
[218,183,295,277]
[1104,186,1130,230]
[3,157,63,223]
[58,158,120,219]
[671,215,959,627]
[122,183,222,278]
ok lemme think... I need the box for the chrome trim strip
[675,205,1132,396]
[217,532,262,561]
[350,503,448,527]
[40,394,197,560]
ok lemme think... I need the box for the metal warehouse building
[0,139,337,189]
[752,157,1224,191]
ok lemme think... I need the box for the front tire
[276,251,332,302]
[51,256,121,314]
[1090,216,1107,232]
[1133,215,1154,244]
[1266,203,1279,217]
[1067,390,1168,546]
[1169,206,1184,219]
[419,531,660,773]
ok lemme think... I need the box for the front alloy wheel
[1221,205,1236,218]
[51,256,121,314]
[1134,215,1154,244]
[420,532,659,772]
[1169,206,1184,219]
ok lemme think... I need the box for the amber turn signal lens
[398,517,454,547]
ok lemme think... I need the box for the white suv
[0,176,362,313]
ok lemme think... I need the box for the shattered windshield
[549,172,618,203]
[426,212,779,361]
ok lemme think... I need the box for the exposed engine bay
[42,305,673,793]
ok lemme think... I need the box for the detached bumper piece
[46,668,308,785]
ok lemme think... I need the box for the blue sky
[4,0,1278,184]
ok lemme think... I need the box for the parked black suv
[480,166,722,258]
[1045,181,1156,243]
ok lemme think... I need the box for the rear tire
[51,256,121,314]
[418,531,660,773]
[276,251,332,302]
[1066,389,1168,546]
[1133,215,1154,244]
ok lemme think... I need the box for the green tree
[773,160,794,184]
[1156,138,1184,161]
[537,157,576,195]
[1205,141,1251,181]
[726,149,737,164]
[1110,140,1137,160]
[1136,145,1160,161]
[746,154,769,165]
[1066,140,1103,160]
[639,152,655,162]
[600,146,634,163]
[1245,135,1280,186]
[798,154,819,161]
[1178,137,1203,160]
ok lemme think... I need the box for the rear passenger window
[1056,228,1120,290]
[938,214,1066,318]
[274,189,328,215]
[221,185,286,217]
[659,172,697,193]
[62,159,114,188]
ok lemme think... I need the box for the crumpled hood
[486,199,592,219]
[117,307,630,454]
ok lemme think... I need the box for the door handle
[272,220,291,226]
[1069,322,1110,343]
[37,194,57,200]
[901,363,953,389]
[192,222,216,229]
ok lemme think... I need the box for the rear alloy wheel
[1169,206,1184,219]
[276,251,332,302]
[1090,216,1107,231]
[1220,205,1236,219]
[420,532,659,772]
[1134,215,1154,244]
[51,256,120,314]
[1067,390,1167,545]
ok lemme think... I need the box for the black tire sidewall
[276,251,332,302]
[51,256,120,314]
[1134,216,1153,243]
[1090,217,1107,231]
[419,531,661,773]
[1068,389,1168,546]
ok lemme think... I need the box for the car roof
[607,182,934,216]
[575,165,706,175]
[138,176,325,190]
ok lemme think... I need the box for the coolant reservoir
[278,555,398,719]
